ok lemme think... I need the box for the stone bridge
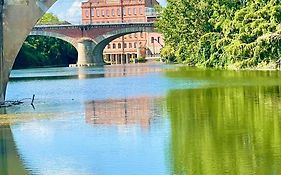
[0,0,156,104]
[30,23,155,66]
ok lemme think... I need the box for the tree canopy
[157,0,281,69]
[37,13,69,25]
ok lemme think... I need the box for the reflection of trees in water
[167,86,281,175]
[0,126,28,175]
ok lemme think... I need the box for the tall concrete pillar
[77,40,93,65]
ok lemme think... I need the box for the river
[0,64,281,175]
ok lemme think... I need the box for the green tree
[37,13,69,25]
[14,36,77,69]
[157,0,281,69]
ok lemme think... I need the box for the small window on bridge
[129,43,132,48]
[106,9,109,16]
[113,43,116,49]
[133,8,137,15]
[140,32,143,38]
[91,9,94,17]
[118,43,122,48]
[124,43,127,48]
[134,33,137,38]
[107,44,111,49]
[134,42,137,48]
[112,9,115,16]
[102,10,105,16]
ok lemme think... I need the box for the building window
[85,10,89,17]
[118,43,121,48]
[113,43,116,49]
[117,9,120,16]
[128,8,131,15]
[124,43,127,48]
[134,33,137,38]
[133,8,137,15]
[107,44,111,49]
[106,9,109,16]
[129,43,132,48]
[139,7,143,15]
[134,42,137,48]
[112,9,115,16]
[129,34,132,38]
[97,9,100,17]
[123,8,126,16]
[140,32,143,38]
[101,10,105,16]
[91,9,94,17]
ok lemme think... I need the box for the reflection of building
[85,97,153,128]
[104,64,162,77]
[81,0,164,64]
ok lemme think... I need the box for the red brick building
[81,0,164,64]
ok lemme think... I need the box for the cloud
[48,0,83,24]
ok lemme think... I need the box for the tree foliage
[37,13,69,25]
[14,36,77,69]
[157,0,281,68]
[13,13,76,69]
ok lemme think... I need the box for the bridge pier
[71,40,104,67]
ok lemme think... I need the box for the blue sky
[48,0,166,24]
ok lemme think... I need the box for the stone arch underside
[29,31,78,50]
[92,26,156,61]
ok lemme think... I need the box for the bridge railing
[33,22,155,30]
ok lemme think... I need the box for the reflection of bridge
[86,97,153,128]
[0,1,158,104]
[31,23,155,66]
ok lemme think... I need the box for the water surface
[0,65,281,175]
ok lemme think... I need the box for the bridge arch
[29,31,78,50]
[92,26,156,63]
[1,0,57,102]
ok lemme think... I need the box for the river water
[1,64,281,175]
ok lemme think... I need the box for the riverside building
[81,0,164,64]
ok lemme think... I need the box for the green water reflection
[167,85,281,175]
[0,126,28,175]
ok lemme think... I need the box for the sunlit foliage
[157,0,281,68]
